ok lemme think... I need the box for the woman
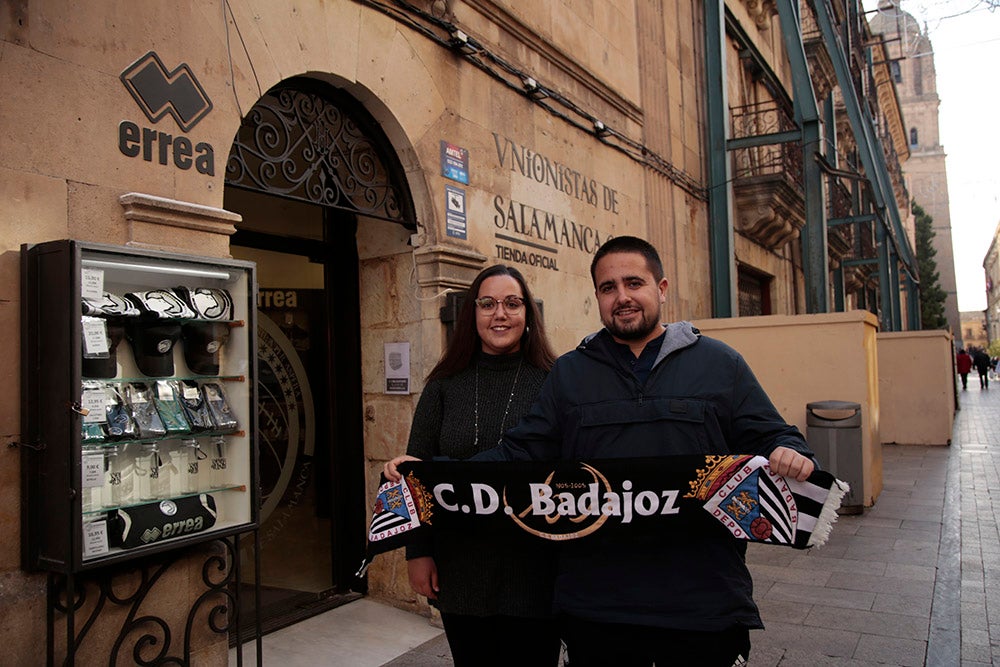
[392,264,560,666]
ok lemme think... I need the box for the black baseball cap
[181,322,232,375]
[125,322,182,377]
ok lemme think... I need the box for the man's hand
[407,556,439,600]
[383,455,421,482]
[769,446,815,482]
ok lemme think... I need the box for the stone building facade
[868,0,962,345]
[0,0,914,662]
[985,222,1000,345]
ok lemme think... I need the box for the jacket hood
[579,321,701,366]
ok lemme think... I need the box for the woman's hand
[383,455,421,482]
[407,556,439,600]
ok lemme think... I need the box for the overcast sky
[865,0,1000,312]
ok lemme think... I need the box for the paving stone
[762,582,875,611]
[962,641,993,663]
[750,621,860,659]
[802,604,930,641]
[852,634,927,666]
[872,592,933,618]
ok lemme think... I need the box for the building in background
[960,311,989,352]
[868,0,962,346]
[985,221,1000,345]
[0,1,918,662]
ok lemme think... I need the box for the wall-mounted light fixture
[593,120,611,138]
[521,76,548,101]
[450,29,478,55]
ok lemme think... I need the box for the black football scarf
[357,455,847,576]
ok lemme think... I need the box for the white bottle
[185,439,206,493]
[209,436,229,489]
[136,443,166,500]
[101,445,123,508]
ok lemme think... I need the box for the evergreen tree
[913,203,947,329]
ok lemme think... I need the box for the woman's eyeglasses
[474,296,525,313]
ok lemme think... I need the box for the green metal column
[775,0,827,313]
[907,276,921,329]
[704,0,735,317]
[888,245,902,330]
[877,219,893,330]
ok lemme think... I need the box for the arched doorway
[224,78,416,632]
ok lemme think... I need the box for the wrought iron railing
[729,100,803,188]
[48,536,260,666]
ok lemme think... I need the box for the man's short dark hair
[590,236,665,286]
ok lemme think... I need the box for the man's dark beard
[604,311,660,341]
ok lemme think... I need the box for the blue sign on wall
[445,186,467,239]
[440,140,469,184]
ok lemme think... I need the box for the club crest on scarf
[688,455,799,545]
[367,472,434,547]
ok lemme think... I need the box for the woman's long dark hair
[427,265,557,380]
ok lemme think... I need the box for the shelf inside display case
[21,239,259,572]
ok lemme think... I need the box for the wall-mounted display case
[21,240,258,572]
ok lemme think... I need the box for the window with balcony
[738,267,773,316]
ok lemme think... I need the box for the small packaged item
[81,381,108,443]
[125,383,167,438]
[103,386,138,441]
[152,381,191,435]
[172,380,214,432]
[203,382,238,432]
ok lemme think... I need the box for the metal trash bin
[806,400,863,515]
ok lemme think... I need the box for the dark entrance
[224,79,415,634]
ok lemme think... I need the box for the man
[474,236,815,666]
[972,347,991,389]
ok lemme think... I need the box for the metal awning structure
[704,0,920,330]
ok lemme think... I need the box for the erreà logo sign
[118,51,215,175]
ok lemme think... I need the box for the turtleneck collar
[475,349,525,371]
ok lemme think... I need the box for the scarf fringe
[806,479,850,548]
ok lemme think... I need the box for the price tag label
[81,388,106,424]
[156,382,173,400]
[82,452,104,488]
[81,268,104,301]
[82,318,109,356]
[83,519,109,558]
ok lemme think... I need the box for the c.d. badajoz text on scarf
[358,455,848,575]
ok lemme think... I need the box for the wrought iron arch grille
[226,88,407,224]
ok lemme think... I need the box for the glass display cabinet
[21,239,258,572]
